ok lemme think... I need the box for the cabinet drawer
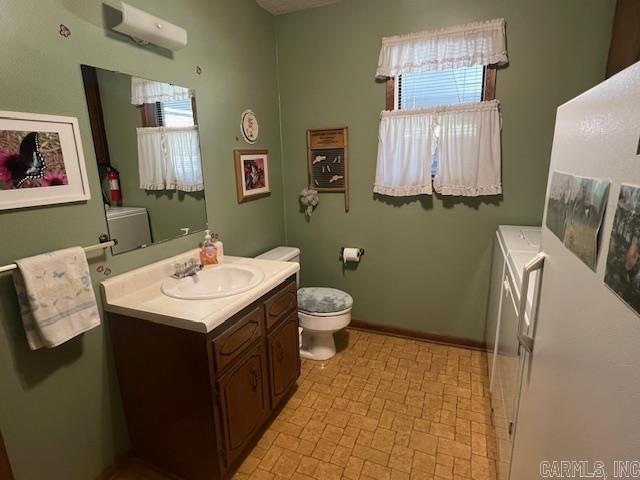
[212,307,264,373]
[264,281,297,330]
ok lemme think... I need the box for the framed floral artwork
[0,111,91,211]
[234,149,270,203]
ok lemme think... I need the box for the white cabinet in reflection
[105,206,152,254]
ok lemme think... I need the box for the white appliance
[486,225,541,480]
[105,206,152,255]
[504,62,640,479]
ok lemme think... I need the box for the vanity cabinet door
[267,311,301,407]
[216,343,270,469]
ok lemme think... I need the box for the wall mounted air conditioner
[113,2,188,51]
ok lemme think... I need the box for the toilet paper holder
[340,247,365,257]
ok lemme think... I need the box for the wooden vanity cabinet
[108,276,299,480]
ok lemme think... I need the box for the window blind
[153,99,195,127]
[399,65,484,110]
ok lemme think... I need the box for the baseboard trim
[349,320,486,351]
[94,451,132,480]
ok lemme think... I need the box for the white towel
[12,247,101,350]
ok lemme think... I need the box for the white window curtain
[375,18,507,79]
[131,77,194,105]
[374,100,501,197]
[374,109,436,196]
[136,126,204,192]
[433,100,502,196]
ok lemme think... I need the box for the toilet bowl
[255,247,352,361]
[297,287,352,361]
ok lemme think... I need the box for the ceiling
[256,0,340,15]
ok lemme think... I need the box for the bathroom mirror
[81,65,207,254]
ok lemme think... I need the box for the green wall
[0,1,283,479]
[275,0,615,342]
[95,68,207,242]
[0,0,618,478]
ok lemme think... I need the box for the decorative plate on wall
[240,109,259,144]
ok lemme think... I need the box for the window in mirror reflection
[132,77,203,192]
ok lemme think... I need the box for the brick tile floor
[233,329,497,480]
[114,329,497,480]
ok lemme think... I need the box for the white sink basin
[161,264,265,300]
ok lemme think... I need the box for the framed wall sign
[0,111,91,211]
[307,127,349,212]
[234,149,270,203]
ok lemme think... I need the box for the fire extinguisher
[107,167,122,205]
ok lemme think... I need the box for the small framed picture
[234,149,270,203]
[0,111,91,210]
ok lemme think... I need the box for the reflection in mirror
[81,65,207,254]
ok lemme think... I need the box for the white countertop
[100,249,299,333]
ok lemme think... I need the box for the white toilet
[255,247,352,361]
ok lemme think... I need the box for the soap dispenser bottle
[200,230,218,265]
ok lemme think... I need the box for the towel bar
[0,239,118,273]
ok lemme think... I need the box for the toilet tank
[256,247,300,286]
[255,246,300,263]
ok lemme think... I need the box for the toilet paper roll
[343,247,362,264]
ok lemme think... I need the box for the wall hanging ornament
[299,187,319,218]
[307,127,349,212]
[240,110,259,144]
[59,24,71,38]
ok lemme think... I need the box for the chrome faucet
[172,258,203,279]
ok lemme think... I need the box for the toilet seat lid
[298,287,353,314]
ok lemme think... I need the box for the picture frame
[0,111,91,211]
[234,149,270,203]
[307,127,349,212]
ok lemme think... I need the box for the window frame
[385,65,497,111]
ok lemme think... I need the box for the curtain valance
[137,126,204,192]
[375,18,508,79]
[131,77,194,105]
